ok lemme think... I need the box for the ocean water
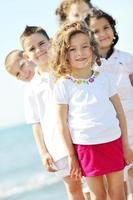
[0,124,67,200]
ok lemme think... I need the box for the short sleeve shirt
[54,71,121,145]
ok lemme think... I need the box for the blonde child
[50,21,133,200]
[19,25,85,200]
[56,2,96,199]
[86,8,133,199]
[4,50,35,81]
[55,0,93,25]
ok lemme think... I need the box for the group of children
[4,0,133,200]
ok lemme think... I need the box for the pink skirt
[74,137,125,177]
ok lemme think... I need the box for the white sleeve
[125,53,133,74]
[24,87,40,124]
[54,78,69,104]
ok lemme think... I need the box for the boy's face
[8,56,36,81]
[23,33,50,66]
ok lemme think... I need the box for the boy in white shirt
[19,25,85,200]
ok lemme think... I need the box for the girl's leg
[106,170,126,200]
[86,175,107,200]
[128,167,133,180]
[81,177,91,200]
[63,176,85,200]
[127,167,133,200]
[83,192,91,200]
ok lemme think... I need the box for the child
[56,2,95,198]
[86,8,133,198]
[19,25,85,200]
[50,21,133,200]
[4,49,36,81]
[55,0,93,25]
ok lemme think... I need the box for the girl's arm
[56,104,82,178]
[110,94,133,164]
[32,123,57,172]
[129,73,133,86]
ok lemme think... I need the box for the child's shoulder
[114,49,133,61]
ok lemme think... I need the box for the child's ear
[22,51,29,59]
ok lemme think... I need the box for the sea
[0,123,67,200]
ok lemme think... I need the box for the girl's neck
[71,68,93,79]
[99,47,111,59]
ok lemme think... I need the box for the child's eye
[74,13,79,17]
[40,42,45,46]
[69,48,76,52]
[20,63,25,70]
[104,26,110,30]
[83,45,90,49]
[93,30,99,34]
[16,72,20,78]
[29,47,35,51]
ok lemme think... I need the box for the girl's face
[67,33,93,73]
[67,2,90,22]
[23,33,50,66]
[89,17,114,52]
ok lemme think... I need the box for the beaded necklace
[65,71,100,85]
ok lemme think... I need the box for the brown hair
[20,25,49,49]
[55,0,93,24]
[50,21,101,79]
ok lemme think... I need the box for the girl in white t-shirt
[50,21,133,200]
[86,8,133,198]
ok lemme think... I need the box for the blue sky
[0,0,133,128]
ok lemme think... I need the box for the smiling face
[7,54,36,81]
[67,2,91,22]
[67,32,93,76]
[89,17,114,55]
[23,33,50,67]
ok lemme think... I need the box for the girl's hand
[123,144,133,165]
[41,152,57,172]
[68,154,82,179]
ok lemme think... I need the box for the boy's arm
[110,94,133,164]
[32,123,57,172]
[56,104,82,178]
[24,87,56,172]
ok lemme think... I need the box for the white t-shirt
[94,49,133,111]
[24,70,67,162]
[54,71,121,145]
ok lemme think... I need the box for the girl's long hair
[49,21,101,79]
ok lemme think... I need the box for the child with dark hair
[86,8,133,199]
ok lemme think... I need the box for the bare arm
[32,123,56,172]
[129,73,133,86]
[56,104,75,156]
[110,94,133,164]
[56,104,82,178]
